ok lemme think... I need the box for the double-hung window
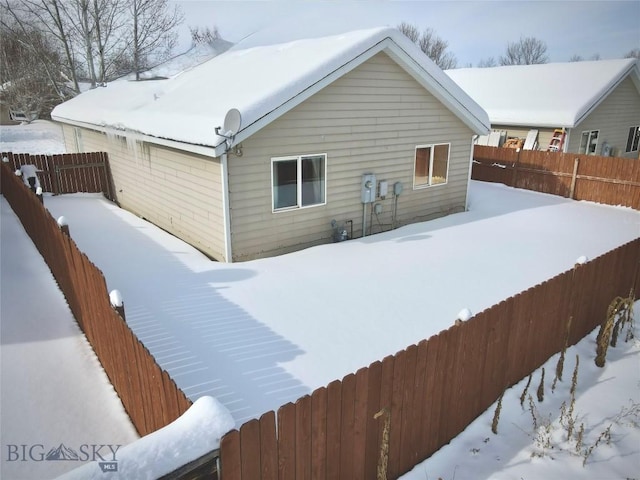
[579,130,599,155]
[626,126,640,153]
[414,143,450,188]
[272,154,326,211]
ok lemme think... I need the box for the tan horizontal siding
[60,125,76,152]
[228,51,475,261]
[65,128,226,260]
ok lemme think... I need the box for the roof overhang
[215,36,491,157]
[53,117,219,159]
[574,59,640,127]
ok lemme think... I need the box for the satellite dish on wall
[223,108,242,136]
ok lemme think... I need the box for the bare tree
[63,0,99,86]
[90,0,129,83]
[397,22,457,70]
[624,48,639,59]
[499,36,548,65]
[477,57,497,68]
[569,53,602,62]
[0,20,63,120]
[397,21,420,43]
[2,0,81,93]
[189,25,220,46]
[129,0,183,80]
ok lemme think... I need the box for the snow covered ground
[0,196,139,480]
[0,120,66,154]
[1,121,639,479]
[39,181,640,427]
[400,322,640,480]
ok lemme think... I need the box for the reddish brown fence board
[240,420,261,479]
[310,388,327,479]
[363,361,382,480]
[2,151,113,200]
[339,373,356,480]
[259,411,278,480]
[472,145,640,209]
[352,367,369,480]
[0,162,191,437]
[295,395,312,480]
[220,235,639,479]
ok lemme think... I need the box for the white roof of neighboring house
[51,27,490,157]
[445,58,640,129]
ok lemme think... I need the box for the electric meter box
[379,180,388,198]
[361,174,376,203]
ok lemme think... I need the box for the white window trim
[413,143,451,189]
[626,125,640,153]
[271,153,327,213]
[579,130,599,155]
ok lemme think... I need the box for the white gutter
[221,152,233,263]
[51,116,219,158]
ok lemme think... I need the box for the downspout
[221,152,233,263]
[465,135,477,211]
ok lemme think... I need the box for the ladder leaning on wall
[548,128,566,152]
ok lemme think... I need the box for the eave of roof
[221,34,491,157]
[51,27,490,158]
[446,59,640,129]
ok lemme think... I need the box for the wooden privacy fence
[472,145,640,210]
[1,161,191,437]
[220,239,640,479]
[2,151,114,201]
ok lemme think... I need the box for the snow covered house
[51,27,489,262]
[446,59,640,157]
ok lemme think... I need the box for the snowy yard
[1,121,639,479]
[0,196,138,480]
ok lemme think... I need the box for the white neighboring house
[446,59,640,157]
[51,27,489,262]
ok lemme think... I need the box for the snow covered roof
[51,27,489,157]
[445,59,640,128]
[120,38,234,81]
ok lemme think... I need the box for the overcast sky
[172,1,639,67]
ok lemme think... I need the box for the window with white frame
[272,154,326,211]
[579,130,599,155]
[414,143,450,188]
[626,126,640,153]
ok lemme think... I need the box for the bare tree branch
[397,22,457,70]
[129,0,183,80]
[499,36,548,65]
[477,57,497,68]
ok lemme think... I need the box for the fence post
[57,216,70,236]
[511,148,521,187]
[109,289,126,322]
[569,158,580,199]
